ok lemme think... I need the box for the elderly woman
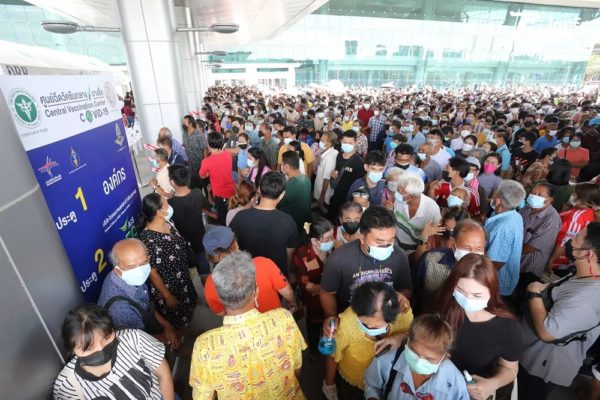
[393,173,441,257]
[381,167,405,210]
[53,304,175,399]
[447,186,471,214]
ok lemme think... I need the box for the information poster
[0,75,141,301]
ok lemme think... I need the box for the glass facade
[223,0,600,87]
[0,0,126,65]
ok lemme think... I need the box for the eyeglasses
[352,192,369,199]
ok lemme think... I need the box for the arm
[469,359,518,400]
[154,358,175,400]
[545,244,563,272]
[149,269,179,308]
[277,283,298,311]
[306,162,313,178]
[522,243,538,254]
[153,311,180,350]
[527,282,557,342]
[286,248,295,277]
[318,178,330,205]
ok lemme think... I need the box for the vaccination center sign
[0,75,141,301]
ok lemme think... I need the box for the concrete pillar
[115,0,187,144]
[318,60,328,85]
[175,5,202,113]
[494,62,508,87]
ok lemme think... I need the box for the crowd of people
[53,85,600,400]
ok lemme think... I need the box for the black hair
[395,143,414,155]
[273,118,286,127]
[309,217,334,240]
[238,132,249,142]
[61,304,114,355]
[282,125,296,136]
[521,131,537,145]
[464,134,478,145]
[365,150,386,166]
[575,183,600,208]
[136,192,162,232]
[495,132,509,144]
[359,205,396,234]
[351,281,399,323]
[184,115,196,128]
[483,152,502,176]
[288,141,305,161]
[282,150,300,170]
[443,207,471,227]
[168,164,190,187]
[428,129,444,140]
[583,222,600,258]
[539,147,557,160]
[342,129,358,140]
[248,147,270,186]
[546,159,571,186]
[448,157,470,178]
[207,131,224,149]
[533,182,557,198]
[259,171,287,200]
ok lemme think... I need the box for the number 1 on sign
[75,187,88,211]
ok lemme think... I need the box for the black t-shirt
[230,207,299,275]
[512,148,538,174]
[320,240,412,312]
[168,189,206,253]
[451,316,523,377]
[331,153,365,202]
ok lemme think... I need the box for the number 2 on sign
[95,249,107,273]
[75,187,88,211]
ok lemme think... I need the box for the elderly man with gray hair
[484,180,526,297]
[158,126,188,162]
[189,250,307,399]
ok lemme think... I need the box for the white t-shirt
[156,164,174,195]
[430,148,452,170]
[393,194,441,255]
[315,147,339,203]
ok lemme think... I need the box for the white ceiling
[26,0,328,50]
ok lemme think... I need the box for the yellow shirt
[189,308,307,400]
[334,307,413,389]
[277,141,315,173]
[341,121,354,132]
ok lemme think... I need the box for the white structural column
[115,0,186,144]
[175,5,202,113]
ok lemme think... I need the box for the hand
[374,333,406,355]
[384,198,394,211]
[527,281,548,294]
[287,302,299,314]
[467,375,497,400]
[396,293,411,314]
[323,316,339,337]
[421,221,445,242]
[330,170,339,180]
[165,295,180,309]
[240,167,250,177]
[164,325,180,351]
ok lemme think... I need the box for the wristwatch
[527,291,542,300]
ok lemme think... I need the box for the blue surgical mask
[527,194,546,209]
[422,129,430,134]
[163,205,174,221]
[150,159,159,168]
[357,318,388,337]
[417,152,427,161]
[452,290,489,312]
[116,263,151,286]
[368,243,394,261]
[247,158,256,168]
[319,141,326,150]
[404,341,444,375]
[395,191,404,203]
[319,240,334,252]
[389,142,398,150]
[570,141,581,148]
[283,137,293,145]
[447,194,464,208]
[341,143,355,153]
[368,171,383,183]
[562,136,570,144]
[273,137,281,145]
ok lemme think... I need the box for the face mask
[402,108,409,115]
[562,137,570,144]
[464,172,475,182]
[368,171,383,183]
[461,130,470,138]
[431,119,438,125]
[341,143,355,153]
[422,129,430,134]
[564,240,590,263]
[441,170,451,182]
[163,205,174,221]
[374,110,380,116]
[427,138,438,145]
[462,144,474,152]
[387,181,399,193]
[447,194,464,208]
[319,240,334,252]
[527,194,546,209]
[368,243,394,261]
[570,140,581,148]
[352,126,360,132]
[357,318,388,337]
[364,104,371,110]
[182,124,188,131]
[483,162,499,174]
[483,128,491,135]
[116,263,151,286]
[283,137,293,145]
[150,159,160,169]
[404,341,444,375]
[395,191,405,203]
[342,221,360,235]
[453,290,489,312]
[400,126,412,133]
[511,108,519,113]
[549,130,557,136]
[247,158,256,168]
[238,143,248,150]
[319,141,327,151]
[417,152,427,161]
[77,338,119,369]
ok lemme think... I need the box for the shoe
[322,380,338,400]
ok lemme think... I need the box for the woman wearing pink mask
[478,153,503,199]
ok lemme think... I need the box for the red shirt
[357,108,374,126]
[293,244,325,322]
[204,257,288,314]
[199,150,235,198]
[553,208,594,267]
[435,182,480,214]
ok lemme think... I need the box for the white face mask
[454,248,484,261]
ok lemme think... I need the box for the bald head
[109,239,148,272]
[454,219,486,253]
[158,127,172,138]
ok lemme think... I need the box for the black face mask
[182,124,188,131]
[238,144,248,150]
[442,229,453,239]
[441,170,451,182]
[565,240,575,262]
[342,221,360,235]
[395,163,410,170]
[75,337,119,380]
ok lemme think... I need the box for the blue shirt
[246,129,261,147]
[533,135,559,154]
[444,146,456,157]
[407,131,426,150]
[485,210,524,296]
[171,138,188,162]
[237,148,249,171]
[97,271,151,330]
[364,348,469,400]
[368,115,387,142]
[496,144,511,172]
[347,178,386,205]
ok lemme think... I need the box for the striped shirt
[53,329,165,400]
[519,205,562,277]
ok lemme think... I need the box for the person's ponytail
[135,193,162,234]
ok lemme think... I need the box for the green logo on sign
[9,89,41,128]
[86,110,94,123]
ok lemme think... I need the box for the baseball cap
[465,156,481,169]
[202,226,235,256]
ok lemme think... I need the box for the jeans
[213,196,228,226]
[195,251,211,276]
